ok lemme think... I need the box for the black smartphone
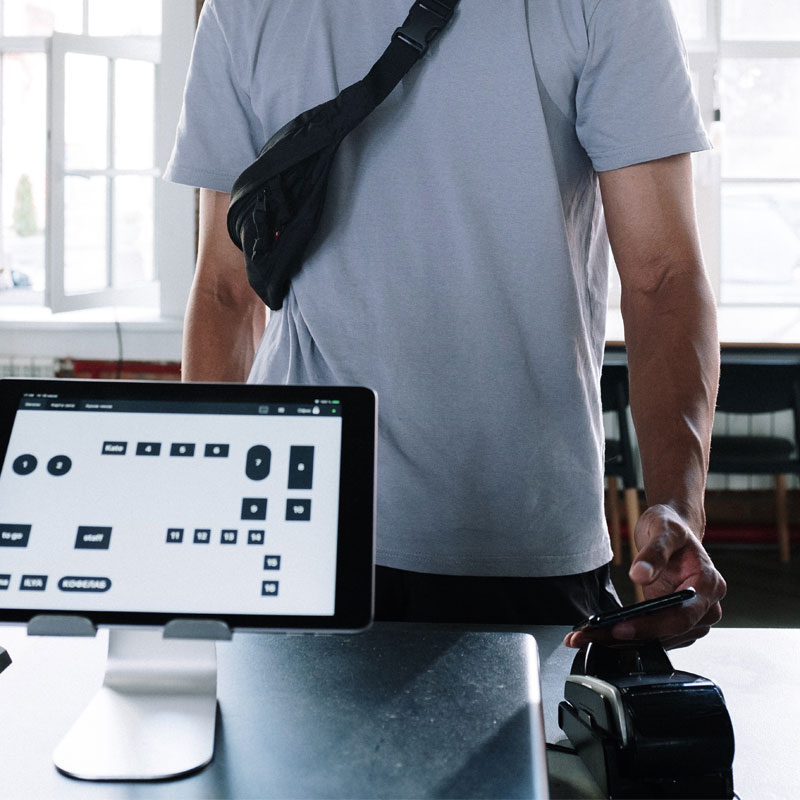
[572,588,696,632]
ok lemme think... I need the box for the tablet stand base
[52,628,217,781]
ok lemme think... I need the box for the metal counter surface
[0,623,546,799]
[0,623,795,799]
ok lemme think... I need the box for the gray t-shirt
[165,0,710,577]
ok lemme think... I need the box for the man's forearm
[577,155,727,647]
[622,268,719,536]
[182,188,267,383]
[599,155,719,538]
[182,277,266,382]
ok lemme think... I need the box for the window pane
[720,59,800,180]
[2,0,82,35]
[88,0,161,36]
[114,60,155,170]
[670,0,707,41]
[721,183,800,304]
[722,0,800,40]
[1,52,46,304]
[64,53,108,171]
[113,176,154,286]
[64,176,108,295]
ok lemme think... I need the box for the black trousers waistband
[374,563,621,626]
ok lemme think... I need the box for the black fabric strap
[227,0,460,309]
[231,0,459,203]
[363,0,461,108]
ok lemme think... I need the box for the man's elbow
[193,254,259,312]
[620,267,718,359]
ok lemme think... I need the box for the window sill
[606,305,800,347]
[0,306,183,361]
[6,304,800,364]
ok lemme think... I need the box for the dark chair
[709,362,800,562]
[601,363,641,566]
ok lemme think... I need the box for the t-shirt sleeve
[163,0,262,192]
[576,0,711,172]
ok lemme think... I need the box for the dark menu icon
[288,446,314,489]
[74,526,112,550]
[241,498,268,521]
[12,454,37,475]
[0,524,31,548]
[47,455,72,476]
[245,445,271,480]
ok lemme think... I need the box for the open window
[0,0,194,317]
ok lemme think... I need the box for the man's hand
[563,503,726,650]
[626,504,726,646]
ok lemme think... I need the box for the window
[0,0,195,315]
[671,0,800,307]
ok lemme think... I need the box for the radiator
[0,357,181,381]
[0,357,58,378]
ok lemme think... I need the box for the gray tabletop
[0,623,796,799]
[2,623,546,800]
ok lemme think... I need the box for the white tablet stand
[28,615,231,781]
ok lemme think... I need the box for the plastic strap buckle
[392,0,459,56]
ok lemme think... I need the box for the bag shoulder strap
[227,0,460,309]
[366,0,461,106]
[232,0,460,201]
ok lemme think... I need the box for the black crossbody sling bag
[227,0,460,311]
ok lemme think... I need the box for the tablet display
[0,379,376,631]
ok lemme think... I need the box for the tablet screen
[0,379,376,631]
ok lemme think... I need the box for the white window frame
[680,0,800,308]
[0,0,195,360]
[608,1,800,327]
[607,4,721,311]
[48,33,161,311]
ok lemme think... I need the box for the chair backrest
[716,363,800,414]
[715,362,800,454]
[600,363,638,487]
[600,363,629,413]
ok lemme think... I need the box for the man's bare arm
[182,189,266,382]
[566,153,725,648]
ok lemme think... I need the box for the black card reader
[558,642,735,799]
